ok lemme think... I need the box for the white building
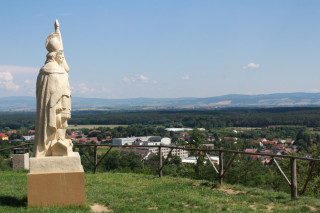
[112,136,171,146]
[112,136,149,145]
[22,135,34,141]
[165,128,193,132]
[149,147,189,159]
[165,128,205,132]
[112,136,188,159]
[182,155,219,164]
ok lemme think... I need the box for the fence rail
[1,142,319,200]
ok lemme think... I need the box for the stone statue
[28,20,84,208]
[34,20,73,157]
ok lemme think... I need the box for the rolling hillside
[1,92,320,111]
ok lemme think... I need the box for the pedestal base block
[27,171,85,207]
[13,153,29,170]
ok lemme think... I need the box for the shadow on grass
[0,195,27,207]
[200,181,218,189]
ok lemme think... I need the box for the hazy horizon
[0,91,319,100]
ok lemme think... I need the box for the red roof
[245,148,257,153]
[264,141,275,145]
[7,131,16,134]
[66,135,76,139]
[89,137,98,141]
[0,133,8,137]
[89,130,101,134]
[28,130,35,133]
[71,131,80,136]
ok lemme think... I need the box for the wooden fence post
[159,146,162,178]
[219,150,224,185]
[301,161,316,195]
[94,146,97,174]
[290,158,298,199]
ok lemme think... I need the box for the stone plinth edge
[29,152,83,173]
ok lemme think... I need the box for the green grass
[1,171,320,212]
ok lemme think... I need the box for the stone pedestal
[13,153,29,170]
[29,152,83,173]
[27,152,85,207]
[27,171,85,207]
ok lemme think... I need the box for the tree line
[2,107,320,131]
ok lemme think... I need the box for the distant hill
[1,92,320,111]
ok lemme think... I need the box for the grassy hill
[2,93,320,111]
[0,171,320,212]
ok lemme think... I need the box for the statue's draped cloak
[34,63,71,157]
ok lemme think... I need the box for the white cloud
[0,72,13,81]
[24,80,31,85]
[73,83,96,94]
[122,74,151,83]
[309,89,320,93]
[122,76,135,83]
[182,74,190,80]
[1,81,20,91]
[101,87,112,93]
[139,75,149,83]
[242,62,260,70]
[0,65,38,73]
[0,72,19,91]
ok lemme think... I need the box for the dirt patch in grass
[306,205,317,212]
[183,202,190,207]
[250,203,257,211]
[90,203,112,212]
[183,202,199,209]
[266,202,274,212]
[148,206,158,210]
[218,186,246,195]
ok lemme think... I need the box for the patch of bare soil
[218,186,246,195]
[266,202,274,212]
[250,203,257,211]
[183,202,190,207]
[148,206,158,210]
[91,203,113,212]
[306,205,317,212]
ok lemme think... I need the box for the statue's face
[56,52,65,64]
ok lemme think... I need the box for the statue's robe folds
[34,63,71,157]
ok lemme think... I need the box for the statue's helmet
[45,32,63,52]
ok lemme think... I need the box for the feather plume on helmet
[45,19,64,53]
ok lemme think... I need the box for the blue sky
[0,1,320,98]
